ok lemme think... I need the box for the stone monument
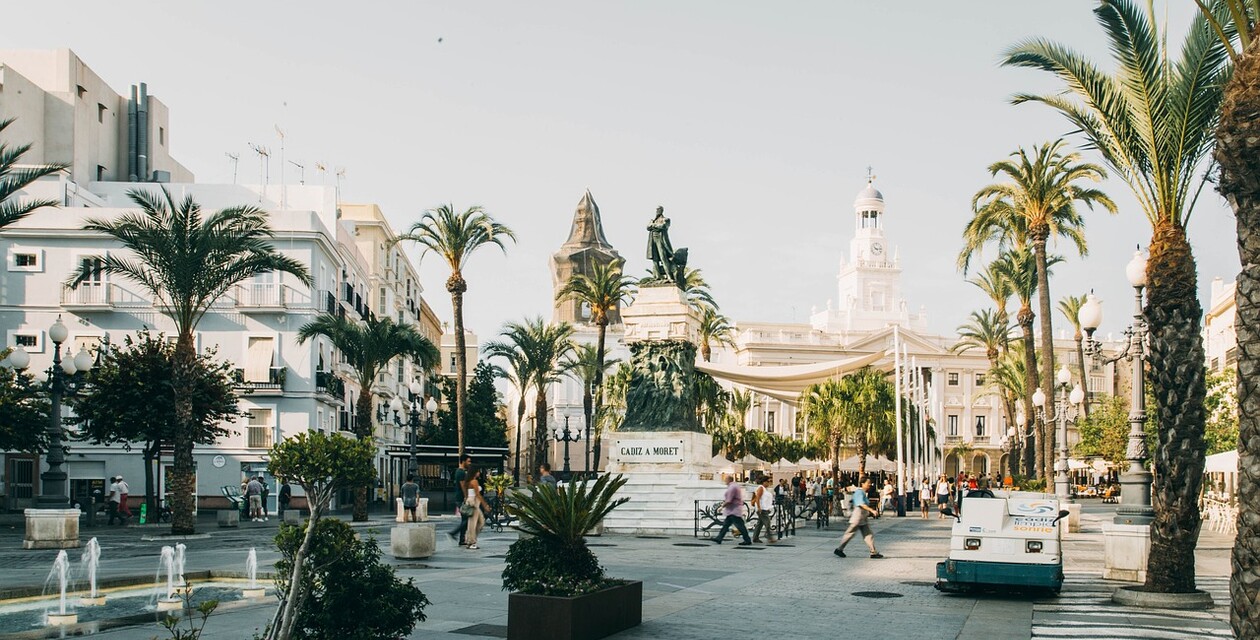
[602,208,725,535]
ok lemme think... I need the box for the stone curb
[1111,585,1215,609]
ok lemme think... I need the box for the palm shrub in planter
[503,474,639,640]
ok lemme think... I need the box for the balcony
[338,411,353,433]
[322,290,338,315]
[60,283,150,310]
[233,366,287,395]
[945,435,963,444]
[972,436,991,445]
[315,370,345,405]
[233,283,313,313]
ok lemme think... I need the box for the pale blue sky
[7,1,1238,343]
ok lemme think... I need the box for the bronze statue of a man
[646,206,686,285]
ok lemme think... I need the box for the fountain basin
[241,587,266,599]
[156,598,182,612]
[46,612,77,626]
[79,595,107,606]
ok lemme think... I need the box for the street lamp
[1032,364,1084,501]
[4,315,95,507]
[1080,248,1154,525]
[1002,409,1032,479]
[383,381,437,481]
[553,416,580,480]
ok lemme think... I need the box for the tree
[426,362,508,449]
[1204,368,1238,457]
[76,187,310,535]
[70,331,239,517]
[676,267,717,312]
[993,248,1047,481]
[1192,1,1260,632]
[562,343,620,472]
[0,117,67,230]
[801,369,896,478]
[297,314,438,521]
[484,317,573,472]
[1005,0,1228,594]
[694,370,731,435]
[990,349,1032,477]
[966,141,1115,484]
[1074,395,1157,466]
[955,308,1019,469]
[555,261,635,471]
[697,306,736,362]
[396,204,515,456]
[265,432,376,640]
[1058,294,1091,419]
[488,344,532,484]
[713,387,754,459]
[0,356,49,453]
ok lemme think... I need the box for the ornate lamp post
[6,315,95,507]
[584,381,595,477]
[1002,408,1031,479]
[1032,365,1085,501]
[382,382,439,481]
[553,416,580,480]
[1079,249,1155,525]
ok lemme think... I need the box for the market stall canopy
[695,350,890,405]
[837,454,897,472]
[1205,449,1238,473]
[1068,458,1090,471]
[737,454,769,471]
[710,455,736,472]
[772,458,799,473]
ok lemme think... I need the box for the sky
[6,1,1240,344]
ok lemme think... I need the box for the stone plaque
[613,438,686,464]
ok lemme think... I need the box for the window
[766,411,776,432]
[15,253,37,267]
[975,373,986,386]
[14,334,38,348]
[97,165,106,181]
[316,408,325,434]
[97,103,106,123]
[245,337,275,383]
[975,415,986,437]
[580,301,591,320]
[379,287,387,310]
[159,127,165,146]
[449,353,456,374]
[948,372,960,386]
[76,85,87,98]
[947,415,959,436]
[8,248,42,272]
[247,409,273,448]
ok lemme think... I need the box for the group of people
[443,454,493,550]
[711,474,885,558]
[239,475,292,522]
[105,475,131,525]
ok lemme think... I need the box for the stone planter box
[507,580,642,640]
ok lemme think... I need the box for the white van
[935,490,1069,594]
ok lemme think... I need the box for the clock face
[871,243,884,256]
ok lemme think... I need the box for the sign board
[613,438,686,464]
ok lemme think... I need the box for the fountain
[154,546,182,611]
[172,543,191,595]
[79,538,105,606]
[44,550,76,626]
[241,548,265,598]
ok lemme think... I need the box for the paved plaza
[0,502,1235,639]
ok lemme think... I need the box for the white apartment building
[1205,277,1237,374]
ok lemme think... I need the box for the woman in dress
[463,467,490,550]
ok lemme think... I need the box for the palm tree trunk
[449,277,469,456]
[1216,38,1260,638]
[857,434,868,477]
[1032,235,1057,488]
[1144,220,1208,594]
[701,338,711,362]
[1018,315,1042,479]
[143,441,158,522]
[169,332,198,535]
[352,390,374,522]
[592,322,608,472]
[534,394,548,473]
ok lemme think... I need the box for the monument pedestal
[23,508,80,550]
[603,431,725,536]
[1102,522,1150,582]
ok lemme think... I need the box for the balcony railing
[233,284,313,311]
[233,366,287,392]
[338,411,353,433]
[323,290,338,315]
[945,435,963,444]
[315,370,346,399]
[60,283,150,309]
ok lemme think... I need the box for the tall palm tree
[1194,1,1259,632]
[990,350,1032,477]
[840,368,897,477]
[484,317,574,472]
[697,306,736,362]
[561,343,620,474]
[297,314,438,520]
[968,141,1116,484]
[488,346,531,485]
[1004,0,1229,594]
[993,248,1047,481]
[555,260,635,471]
[716,387,755,459]
[396,204,515,456]
[0,118,67,230]
[677,266,717,312]
[1058,294,1091,419]
[970,262,1015,332]
[801,378,845,479]
[955,308,1019,453]
[75,187,310,534]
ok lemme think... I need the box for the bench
[222,486,246,511]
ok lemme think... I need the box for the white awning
[837,454,897,472]
[696,350,891,406]
[1205,450,1238,473]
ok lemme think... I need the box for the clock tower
[810,177,927,335]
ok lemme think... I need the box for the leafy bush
[1015,476,1047,492]
[275,518,429,640]
[502,474,629,597]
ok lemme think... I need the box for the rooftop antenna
[289,160,305,185]
[275,126,286,209]
[248,143,270,204]
[866,165,876,184]
[334,167,346,218]
[225,152,240,184]
[315,162,328,185]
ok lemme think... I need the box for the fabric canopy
[1068,458,1090,471]
[696,350,890,405]
[1205,449,1238,473]
[772,458,799,473]
[836,454,897,472]
[710,455,736,472]
[737,454,769,471]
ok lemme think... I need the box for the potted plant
[503,474,638,640]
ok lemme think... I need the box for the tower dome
[854,179,884,209]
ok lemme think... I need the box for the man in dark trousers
[447,454,473,544]
[278,479,292,519]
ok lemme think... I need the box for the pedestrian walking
[278,479,292,518]
[401,475,420,522]
[936,475,951,519]
[879,479,894,515]
[752,476,777,544]
[834,477,883,559]
[447,454,473,544]
[115,476,132,522]
[919,479,932,519]
[260,479,270,518]
[538,463,558,488]
[712,475,752,545]
[462,467,490,550]
[247,475,266,522]
[105,476,122,525]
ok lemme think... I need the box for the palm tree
[562,343,620,474]
[993,248,1046,481]
[970,262,1015,332]
[488,346,531,485]
[1058,294,1091,419]
[555,260,635,471]
[75,187,310,534]
[967,141,1116,484]
[396,204,515,456]
[1194,1,1260,632]
[840,368,897,477]
[955,308,1018,454]
[297,314,438,520]
[677,266,717,312]
[484,317,574,472]
[0,118,67,230]
[697,306,736,362]
[1004,0,1228,594]
[990,350,1032,477]
[801,379,845,479]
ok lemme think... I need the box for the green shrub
[1015,476,1047,492]
[502,474,629,597]
[275,518,429,640]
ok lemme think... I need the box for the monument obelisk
[603,207,724,535]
